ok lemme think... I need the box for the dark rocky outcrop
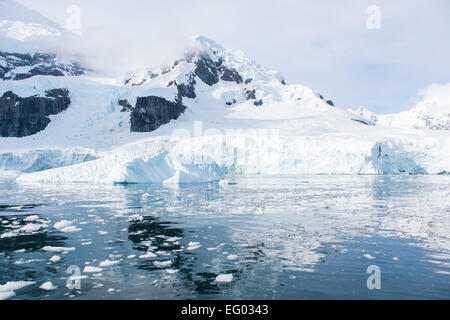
[315,92,335,107]
[245,89,263,106]
[176,73,197,101]
[220,66,243,84]
[119,99,133,112]
[194,56,243,86]
[194,57,219,86]
[246,89,257,101]
[130,96,187,133]
[0,89,71,137]
[0,51,84,81]
[254,100,264,107]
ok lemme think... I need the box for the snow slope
[0,20,449,183]
[0,0,66,52]
[351,83,450,131]
[377,83,450,130]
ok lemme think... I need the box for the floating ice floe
[153,260,173,268]
[83,266,103,273]
[0,281,35,300]
[139,252,157,259]
[23,215,39,222]
[49,255,61,262]
[99,260,120,267]
[187,242,202,251]
[215,274,233,283]
[54,220,81,233]
[39,282,57,291]
[42,246,75,253]
[166,269,179,275]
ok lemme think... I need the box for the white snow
[0,0,66,52]
[0,19,61,42]
[360,83,450,131]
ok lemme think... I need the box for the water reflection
[128,217,184,272]
[126,215,266,296]
[0,175,448,299]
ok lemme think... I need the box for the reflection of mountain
[126,213,267,296]
[128,216,184,271]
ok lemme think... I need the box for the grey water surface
[0,175,449,300]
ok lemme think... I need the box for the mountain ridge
[350,83,450,131]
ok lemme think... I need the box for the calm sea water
[0,175,449,300]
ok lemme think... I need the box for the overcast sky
[17,0,450,114]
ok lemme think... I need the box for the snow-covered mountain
[0,0,83,82]
[348,107,378,126]
[0,1,449,183]
[350,84,450,131]
[0,0,66,52]
[377,84,450,130]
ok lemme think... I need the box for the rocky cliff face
[0,51,84,80]
[193,56,243,86]
[130,96,187,133]
[0,89,71,137]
